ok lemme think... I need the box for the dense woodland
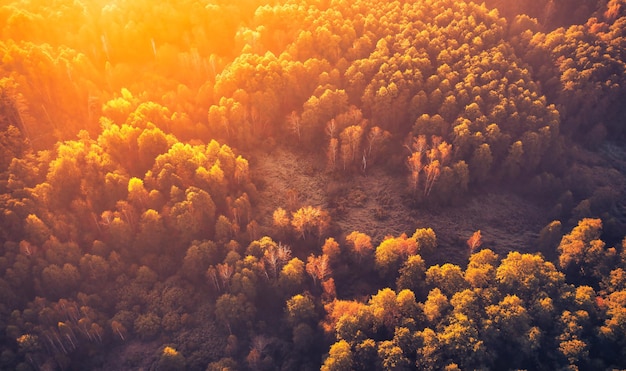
[1,0,626,369]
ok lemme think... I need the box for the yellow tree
[345,231,373,263]
[291,206,330,240]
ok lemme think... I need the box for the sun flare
[1,0,626,369]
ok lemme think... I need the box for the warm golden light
[0,0,625,369]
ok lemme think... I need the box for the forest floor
[250,147,551,267]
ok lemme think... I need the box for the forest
[1,0,626,369]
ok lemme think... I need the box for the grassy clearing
[251,148,552,266]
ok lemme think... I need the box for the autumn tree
[558,218,615,284]
[291,206,330,240]
[339,125,363,171]
[345,231,373,263]
[322,340,353,371]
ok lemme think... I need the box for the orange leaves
[466,230,483,254]
[306,254,331,286]
[345,231,373,262]
[406,135,452,197]
[322,299,365,335]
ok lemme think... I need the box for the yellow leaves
[291,205,330,239]
[234,155,249,184]
[102,90,135,124]
[272,207,290,229]
[345,231,373,260]
[368,288,400,329]
[162,346,179,356]
[424,288,450,323]
[286,293,316,325]
[127,177,145,194]
[557,218,612,283]
[16,333,39,351]
[321,339,353,371]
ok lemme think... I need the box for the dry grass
[251,147,329,224]
[252,148,553,266]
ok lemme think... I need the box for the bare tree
[287,111,302,141]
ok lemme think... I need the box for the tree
[366,126,391,162]
[558,218,613,283]
[375,233,418,275]
[378,340,411,370]
[396,255,427,297]
[306,254,331,286]
[110,320,127,341]
[215,215,233,242]
[537,220,563,260]
[286,294,317,327]
[322,237,341,263]
[406,135,452,198]
[327,137,339,171]
[503,141,523,179]
[287,110,302,141]
[322,340,353,371]
[465,249,499,289]
[423,288,450,324]
[214,293,256,334]
[279,258,305,294]
[345,231,373,263]
[291,206,330,239]
[272,207,290,235]
[368,288,402,331]
[469,143,493,183]
[438,312,487,369]
[182,241,218,283]
[134,312,161,340]
[484,295,533,367]
[24,214,51,246]
[496,251,565,303]
[407,151,423,195]
[78,254,110,285]
[339,125,363,170]
[263,241,291,281]
[41,263,80,299]
[426,264,467,297]
[413,228,437,255]
[466,230,483,254]
[234,155,249,185]
[170,188,216,243]
[157,346,186,371]
[134,209,166,255]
